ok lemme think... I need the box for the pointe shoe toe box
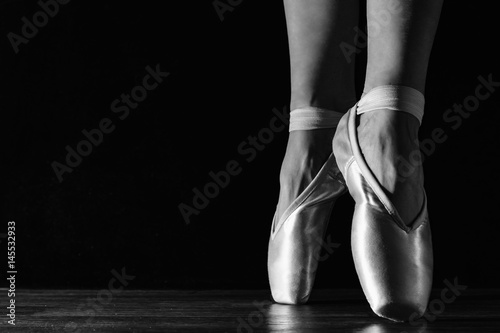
[351,204,433,321]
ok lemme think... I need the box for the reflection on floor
[12,289,500,332]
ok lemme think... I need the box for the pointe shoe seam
[354,200,429,233]
[271,173,323,237]
[271,177,321,235]
[271,154,341,238]
[343,156,355,180]
[270,187,337,239]
[407,214,429,232]
[330,172,347,187]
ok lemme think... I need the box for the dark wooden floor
[3,289,499,332]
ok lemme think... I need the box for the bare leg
[276,0,358,220]
[359,0,443,225]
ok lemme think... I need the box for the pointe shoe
[268,152,346,304]
[267,106,348,305]
[332,103,433,322]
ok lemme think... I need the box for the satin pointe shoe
[267,107,348,305]
[332,86,433,321]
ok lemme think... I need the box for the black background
[1,0,499,290]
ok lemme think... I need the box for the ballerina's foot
[275,128,335,221]
[357,110,424,226]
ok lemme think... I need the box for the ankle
[279,129,335,186]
